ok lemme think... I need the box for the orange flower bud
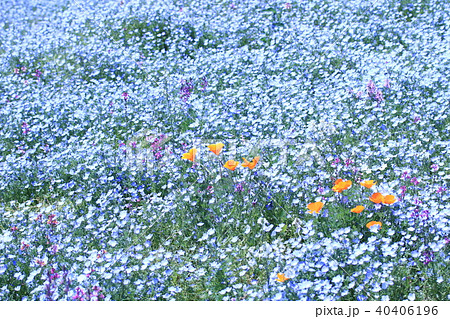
[332,180,352,193]
[360,180,377,188]
[181,148,197,162]
[382,195,396,205]
[366,221,382,230]
[207,143,224,155]
[369,192,384,204]
[307,201,324,214]
[241,156,260,170]
[224,160,239,171]
[276,273,290,283]
[351,205,365,213]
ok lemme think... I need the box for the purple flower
[421,250,434,265]
[401,171,411,180]
[22,122,30,134]
[200,77,208,91]
[235,183,244,192]
[366,80,384,104]
[180,79,194,102]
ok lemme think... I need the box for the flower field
[0,0,449,301]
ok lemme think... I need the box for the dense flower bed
[0,0,449,300]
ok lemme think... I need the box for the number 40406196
[376,306,438,316]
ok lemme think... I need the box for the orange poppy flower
[276,273,290,283]
[307,201,324,214]
[360,180,377,189]
[369,192,384,204]
[181,148,197,162]
[224,160,239,171]
[366,221,382,230]
[241,156,260,170]
[207,142,224,155]
[334,179,343,185]
[382,195,396,205]
[351,205,365,213]
[332,180,352,193]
